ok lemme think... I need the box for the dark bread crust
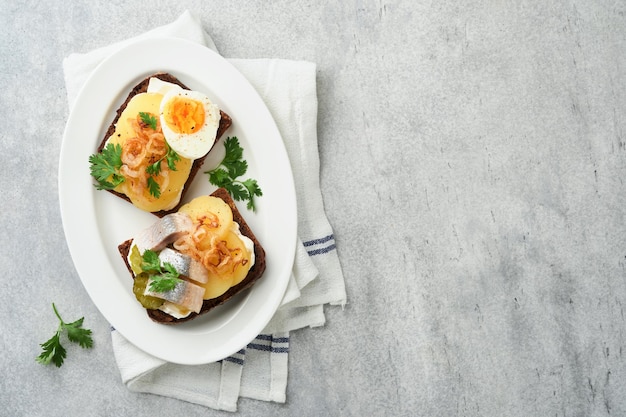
[98,73,233,218]
[117,187,266,325]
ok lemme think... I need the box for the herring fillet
[133,212,193,252]
[144,278,205,313]
[158,247,209,284]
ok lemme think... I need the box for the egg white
[147,77,182,95]
[159,88,221,160]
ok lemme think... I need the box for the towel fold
[62,10,346,412]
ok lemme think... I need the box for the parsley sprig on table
[205,136,263,211]
[36,303,93,367]
[140,249,183,293]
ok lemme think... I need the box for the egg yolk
[163,96,205,134]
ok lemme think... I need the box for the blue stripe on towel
[223,348,246,365]
[307,243,336,256]
[248,344,290,354]
[248,343,272,352]
[303,234,334,246]
[303,234,337,256]
[270,346,289,353]
[223,355,245,365]
[247,335,290,354]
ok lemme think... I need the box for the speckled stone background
[2,2,626,416]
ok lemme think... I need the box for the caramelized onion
[119,115,171,197]
[121,136,148,168]
[173,223,245,279]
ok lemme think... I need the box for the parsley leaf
[204,136,263,211]
[208,168,231,188]
[140,249,162,273]
[139,112,158,130]
[140,250,183,293]
[223,136,244,163]
[36,303,93,367]
[144,143,179,198]
[165,148,180,171]
[145,161,162,176]
[148,274,180,293]
[38,332,66,367]
[242,179,263,211]
[147,177,161,198]
[227,159,248,178]
[89,143,125,190]
[64,318,94,349]
[225,182,248,202]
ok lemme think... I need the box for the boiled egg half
[159,88,221,160]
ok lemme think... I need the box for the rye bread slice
[117,187,266,325]
[97,72,233,217]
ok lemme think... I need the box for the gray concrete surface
[2,1,626,416]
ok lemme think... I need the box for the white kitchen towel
[62,10,346,412]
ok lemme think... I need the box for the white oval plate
[59,37,297,365]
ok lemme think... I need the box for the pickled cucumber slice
[132,272,165,310]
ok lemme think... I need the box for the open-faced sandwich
[89,73,232,216]
[118,187,266,324]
